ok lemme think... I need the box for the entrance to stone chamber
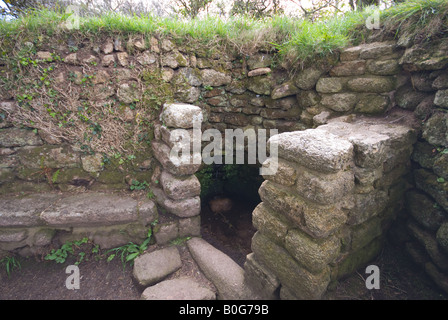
[195,160,263,267]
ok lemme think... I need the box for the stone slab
[141,277,216,300]
[268,129,354,173]
[133,246,182,287]
[187,237,254,300]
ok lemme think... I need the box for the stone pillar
[151,103,203,244]
[244,116,417,299]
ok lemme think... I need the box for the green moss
[335,237,384,280]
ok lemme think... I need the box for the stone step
[141,277,216,300]
[186,237,257,300]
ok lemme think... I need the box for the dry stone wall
[244,117,417,299]
[0,32,448,297]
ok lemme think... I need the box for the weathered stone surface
[64,53,78,65]
[246,76,272,95]
[40,193,142,227]
[330,60,366,76]
[297,90,321,108]
[251,232,331,299]
[268,129,354,173]
[437,223,448,256]
[354,93,389,114]
[412,142,437,169]
[178,215,201,238]
[399,40,448,71]
[320,93,358,112]
[288,229,340,274]
[244,253,280,300]
[259,181,347,238]
[201,69,231,87]
[153,187,200,217]
[136,51,157,65]
[294,67,325,90]
[366,59,400,75]
[252,202,289,244]
[350,217,382,251]
[160,170,200,200]
[262,158,297,187]
[422,112,448,147]
[336,237,383,279]
[0,128,43,147]
[408,221,448,271]
[434,153,448,180]
[187,237,252,300]
[141,277,216,300]
[359,41,398,59]
[133,246,182,286]
[0,229,27,242]
[406,190,447,232]
[316,77,346,93]
[17,145,80,169]
[81,153,103,173]
[260,106,301,120]
[101,54,115,67]
[162,50,188,68]
[117,82,140,104]
[395,85,429,110]
[0,194,53,226]
[433,72,448,90]
[173,67,202,87]
[271,81,300,99]
[295,168,354,205]
[248,68,271,77]
[425,262,448,294]
[347,76,396,93]
[347,191,388,225]
[154,220,179,245]
[160,103,203,129]
[414,168,448,212]
[247,53,272,70]
[434,89,448,108]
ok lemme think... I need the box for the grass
[1,0,446,67]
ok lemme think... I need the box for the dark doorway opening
[196,163,263,266]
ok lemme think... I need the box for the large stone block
[160,170,200,200]
[406,190,447,232]
[0,128,43,147]
[285,228,340,274]
[40,193,146,227]
[295,168,354,205]
[152,187,200,218]
[244,252,280,300]
[252,202,289,244]
[347,76,396,93]
[152,140,201,176]
[160,103,203,129]
[251,232,331,299]
[320,93,358,112]
[347,191,389,225]
[414,168,448,212]
[268,129,354,173]
[261,158,297,187]
[422,112,448,147]
[259,181,347,238]
[133,246,182,286]
[0,193,61,227]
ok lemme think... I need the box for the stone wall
[244,117,417,299]
[1,32,448,297]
